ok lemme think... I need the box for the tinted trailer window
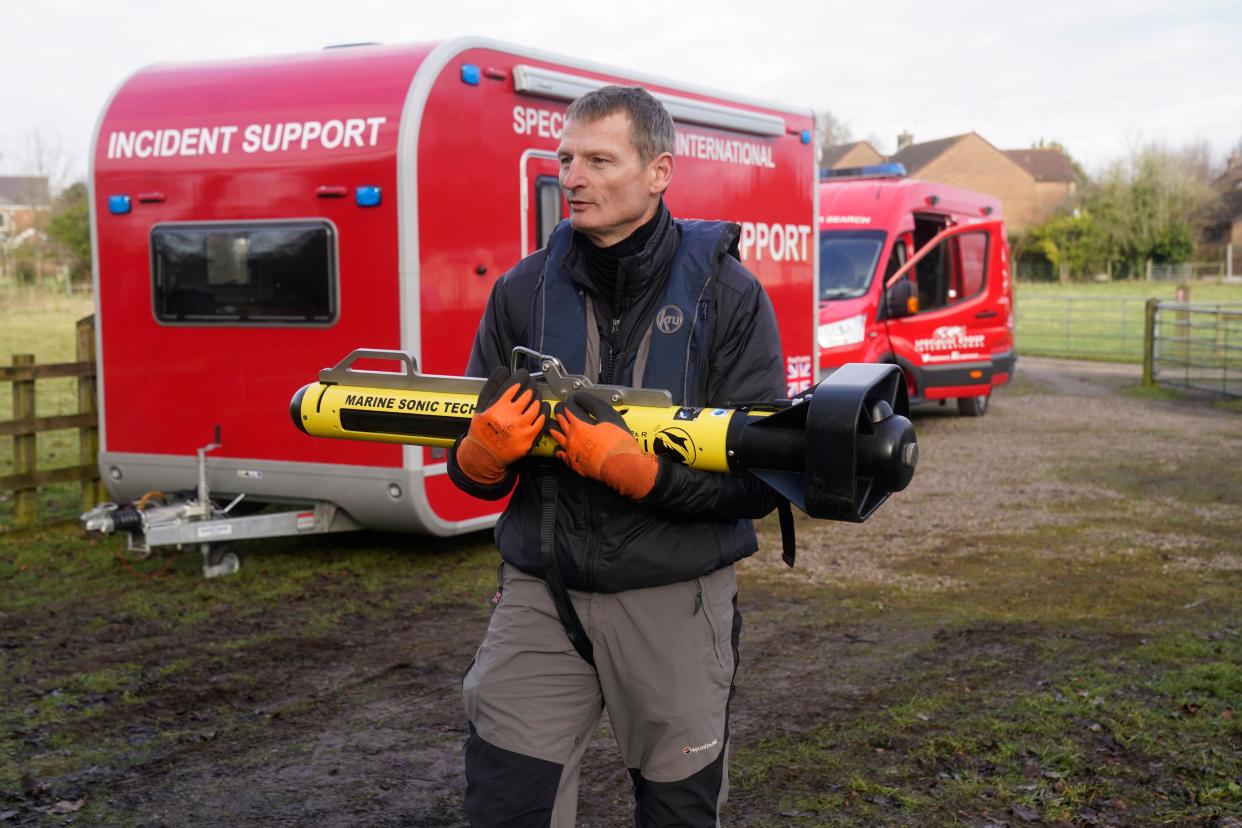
[152,222,337,324]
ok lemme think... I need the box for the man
[448,85,784,827]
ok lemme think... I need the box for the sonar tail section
[741,363,915,522]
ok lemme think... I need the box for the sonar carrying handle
[291,349,918,522]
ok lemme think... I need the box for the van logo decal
[656,305,684,335]
[915,325,986,354]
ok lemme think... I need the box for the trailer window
[535,176,566,249]
[151,222,336,325]
[819,230,885,300]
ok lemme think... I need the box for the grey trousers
[462,563,741,827]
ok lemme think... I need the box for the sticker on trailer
[738,222,813,263]
[512,104,778,169]
[236,469,263,479]
[786,355,812,396]
[196,524,234,539]
[105,117,388,160]
[296,512,316,532]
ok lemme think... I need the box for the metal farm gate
[1143,301,1242,398]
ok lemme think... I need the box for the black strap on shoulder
[778,498,796,567]
[538,473,596,666]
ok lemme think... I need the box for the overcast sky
[3,0,1240,188]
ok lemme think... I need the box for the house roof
[820,140,881,168]
[1003,149,1077,182]
[888,134,970,174]
[0,176,50,206]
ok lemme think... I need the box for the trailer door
[521,151,565,255]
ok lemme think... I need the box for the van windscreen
[819,230,885,301]
[151,221,336,325]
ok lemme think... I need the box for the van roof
[818,176,1002,230]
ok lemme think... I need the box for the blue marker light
[820,163,908,181]
[800,129,812,145]
[108,195,131,215]
[355,186,382,207]
[461,64,481,86]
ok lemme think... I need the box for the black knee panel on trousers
[628,749,727,828]
[465,725,562,827]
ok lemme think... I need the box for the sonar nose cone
[857,399,917,494]
[801,362,916,522]
[290,384,311,435]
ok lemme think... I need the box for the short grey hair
[565,85,675,163]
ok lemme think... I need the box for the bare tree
[1175,139,1215,184]
[815,110,853,165]
[12,128,72,197]
[0,129,73,284]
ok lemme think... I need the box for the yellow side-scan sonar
[291,347,918,523]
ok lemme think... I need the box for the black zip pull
[694,582,703,615]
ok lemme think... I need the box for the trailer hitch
[291,349,917,522]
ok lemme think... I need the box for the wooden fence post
[12,354,37,527]
[77,315,102,512]
[1142,299,1158,387]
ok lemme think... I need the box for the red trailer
[86,38,817,565]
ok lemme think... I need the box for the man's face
[556,111,671,248]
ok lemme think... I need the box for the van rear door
[882,220,1008,401]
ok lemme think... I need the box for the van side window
[151,221,336,325]
[914,230,988,312]
[535,176,565,249]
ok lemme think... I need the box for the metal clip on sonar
[291,348,918,522]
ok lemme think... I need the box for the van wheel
[957,394,990,417]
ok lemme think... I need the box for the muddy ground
[2,357,1240,826]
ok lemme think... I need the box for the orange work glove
[455,367,547,485]
[549,391,658,500]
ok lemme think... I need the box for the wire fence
[1149,302,1242,398]
[1147,262,1232,281]
[1015,295,1151,362]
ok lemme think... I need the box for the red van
[816,165,1014,415]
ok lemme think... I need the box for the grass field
[1014,280,1242,363]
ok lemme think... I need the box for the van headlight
[817,314,867,349]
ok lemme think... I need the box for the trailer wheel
[957,393,990,417]
[201,543,241,579]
